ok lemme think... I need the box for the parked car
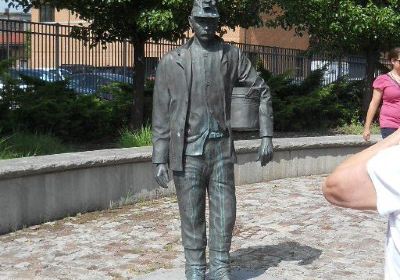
[9,68,66,82]
[310,60,350,84]
[58,64,95,76]
[94,66,135,78]
[52,68,70,80]
[67,72,133,100]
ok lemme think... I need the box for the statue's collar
[176,36,224,68]
[181,35,223,50]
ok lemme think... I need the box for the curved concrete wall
[0,135,380,234]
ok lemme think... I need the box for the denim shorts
[381,127,398,139]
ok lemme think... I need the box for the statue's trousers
[173,136,236,252]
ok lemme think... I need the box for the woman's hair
[388,48,400,61]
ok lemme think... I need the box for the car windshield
[68,72,133,96]
[18,69,44,79]
[95,72,133,84]
[10,69,63,82]
[74,75,95,87]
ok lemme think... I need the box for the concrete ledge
[0,135,380,234]
[0,146,153,180]
[0,135,378,180]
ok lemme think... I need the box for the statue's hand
[258,137,273,166]
[154,163,170,188]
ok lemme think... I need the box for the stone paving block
[0,176,386,280]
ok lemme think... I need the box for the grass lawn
[0,122,381,160]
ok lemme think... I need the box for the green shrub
[98,82,132,128]
[0,135,13,159]
[100,82,154,124]
[0,70,133,143]
[2,81,115,142]
[257,64,364,132]
[333,120,380,135]
[0,132,69,159]
[118,126,152,148]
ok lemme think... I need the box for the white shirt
[367,145,400,280]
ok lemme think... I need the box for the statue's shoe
[185,266,206,280]
[209,250,232,280]
[209,267,231,280]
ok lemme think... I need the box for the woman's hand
[363,127,371,141]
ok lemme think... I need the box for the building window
[39,5,55,22]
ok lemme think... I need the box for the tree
[265,0,400,114]
[7,0,273,129]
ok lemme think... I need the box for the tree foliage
[267,0,400,55]
[6,0,273,127]
[266,0,400,114]
[7,0,272,42]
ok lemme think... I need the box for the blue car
[67,72,133,100]
[10,68,66,82]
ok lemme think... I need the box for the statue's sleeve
[152,56,170,164]
[237,49,274,137]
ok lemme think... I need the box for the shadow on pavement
[229,241,322,280]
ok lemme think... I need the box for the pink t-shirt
[373,74,400,128]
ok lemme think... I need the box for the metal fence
[0,19,390,90]
[233,42,391,84]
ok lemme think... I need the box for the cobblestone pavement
[0,176,386,280]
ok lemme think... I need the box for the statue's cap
[191,0,219,18]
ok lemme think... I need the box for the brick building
[31,6,309,50]
[27,6,309,76]
[0,10,31,65]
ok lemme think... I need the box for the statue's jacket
[152,37,273,171]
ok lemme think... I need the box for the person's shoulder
[158,47,181,65]
[221,40,239,52]
[367,145,400,189]
[161,48,179,59]
[378,145,400,158]
[372,73,391,89]
[219,39,241,59]
[374,73,390,82]
[369,145,400,168]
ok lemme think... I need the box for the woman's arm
[363,89,383,141]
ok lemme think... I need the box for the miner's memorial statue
[151,0,274,279]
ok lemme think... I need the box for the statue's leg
[206,137,236,280]
[173,156,208,280]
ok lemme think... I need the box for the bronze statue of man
[152,0,273,279]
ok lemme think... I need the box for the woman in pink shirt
[364,48,400,140]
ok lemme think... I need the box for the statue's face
[189,16,219,43]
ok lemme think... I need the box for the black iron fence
[0,19,390,90]
[233,42,391,84]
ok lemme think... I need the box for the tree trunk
[131,39,145,130]
[362,49,380,120]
